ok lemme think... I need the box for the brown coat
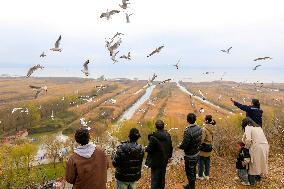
[199,124,214,157]
[65,146,108,189]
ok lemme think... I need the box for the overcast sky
[0,0,284,82]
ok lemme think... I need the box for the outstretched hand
[230,98,235,103]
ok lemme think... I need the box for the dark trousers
[151,167,167,189]
[198,156,210,177]
[248,175,261,185]
[184,155,199,189]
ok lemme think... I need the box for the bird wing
[254,58,260,61]
[100,13,107,18]
[26,67,34,77]
[221,50,226,52]
[120,55,127,59]
[34,90,41,99]
[109,10,120,15]
[83,60,90,69]
[157,46,165,51]
[227,47,232,52]
[29,85,41,89]
[147,49,157,57]
[55,35,61,48]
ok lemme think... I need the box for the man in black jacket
[179,113,202,189]
[112,128,144,189]
[146,120,173,189]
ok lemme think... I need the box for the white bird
[125,12,133,23]
[111,51,120,63]
[119,0,130,9]
[26,64,44,78]
[29,85,48,99]
[199,108,205,113]
[108,38,122,56]
[100,9,120,20]
[147,46,164,57]
[12,108,24,114]
[51,110,54,120]
[40,52,46,58]
[221,47,232,54]
[81,60,90,76]
[174,58,181,69]
[80,118,88,127]
[50,35,62,52]
[120,52,131,60]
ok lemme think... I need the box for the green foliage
[114,120,155,146]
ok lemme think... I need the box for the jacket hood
[153,130,169,141]
[74,143,96,158]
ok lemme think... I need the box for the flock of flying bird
[23,0,273,101]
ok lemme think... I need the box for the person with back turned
[179,113,202,189]
[146,120,173,189]
[112,128,144,189]
[65,128,108,189]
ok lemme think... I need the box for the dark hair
[252,99,260,108]
[237,141,245,147]
[187,113,196,124]
[155,120,164,130]
[241,117,257,130]
[129,128,141,142]
[205,115,216,125]
[75,128,90,145]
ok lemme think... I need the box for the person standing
[112,128,144,189]
[146,120,173,189]
[197,115,215,181]
[179,113,202,189]
[231,98,263,127]
[65,128,108,189]
[241,117,269,185]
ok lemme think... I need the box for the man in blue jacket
[231,98,263,127]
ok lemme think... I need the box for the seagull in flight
[50,35,62,52]
[26,64,44,78]
[120,52,131,60]
[100,9,120,20]
[111,51,120,63]
[147,46,164,57]
[40,52,46,58]
[81,60,90,76]
[119,0,130,9]
[173,58,181,69]
[253,65,262,70]
[159,79,171,84]
[29,85,48,99]
[107,38,122,56]
[221,47,232,54]
[254,57,272,61]
[125,12,133,23]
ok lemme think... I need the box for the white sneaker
[241,182,250,186]
[204,176,210,180]
[196,175,204,180]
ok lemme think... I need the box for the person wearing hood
[241,117,269,185]
[231,98,263,127]
[112,128,144,189]
[179,113,202,189]
[145,120,173,189]
[65,128,108,189]
[197,115,216,181]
